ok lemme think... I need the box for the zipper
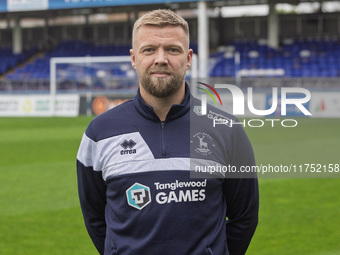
[160,121,166,156]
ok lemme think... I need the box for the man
[77,9,258,255]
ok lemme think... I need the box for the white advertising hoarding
[0,95,79,117]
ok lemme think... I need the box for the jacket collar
[133,83,191,122]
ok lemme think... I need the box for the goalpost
[50,56,136,116]
[50,54,198,116]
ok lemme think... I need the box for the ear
[130,49,136,69]
[186,49,193,70]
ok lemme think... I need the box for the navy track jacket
[77,84,259,255]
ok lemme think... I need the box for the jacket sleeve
[223,123,259,255]
[77,133,107,255]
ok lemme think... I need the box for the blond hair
[132,9,190,48]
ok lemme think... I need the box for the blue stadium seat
[0,47,34,75]
[5,40,134,82]
[209,39,340,78]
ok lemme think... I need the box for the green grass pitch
[0,117,339,254]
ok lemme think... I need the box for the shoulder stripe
[77,131,155,171]
[77,133,100,170]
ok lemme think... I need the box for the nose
[154,49,168,65]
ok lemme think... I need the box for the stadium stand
[5,41,131,80]
[0,46,36,76]
[1,7,340,92]
[210,38,340,78]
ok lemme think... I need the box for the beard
[138,66,186,98]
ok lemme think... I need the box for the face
[130,25,193,98]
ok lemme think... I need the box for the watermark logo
[197,83,312,128]
[197,82,222,115]
[199,84,311,116]
[126,183,151,210]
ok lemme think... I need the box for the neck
[140,84,185,121]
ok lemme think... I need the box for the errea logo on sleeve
[126,183,151,210]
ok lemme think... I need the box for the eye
[143,48,154,54]
[169,48,180,53]
[167,47,183,55]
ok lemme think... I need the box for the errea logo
[120,139,137,155]
[126,183,151,210]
